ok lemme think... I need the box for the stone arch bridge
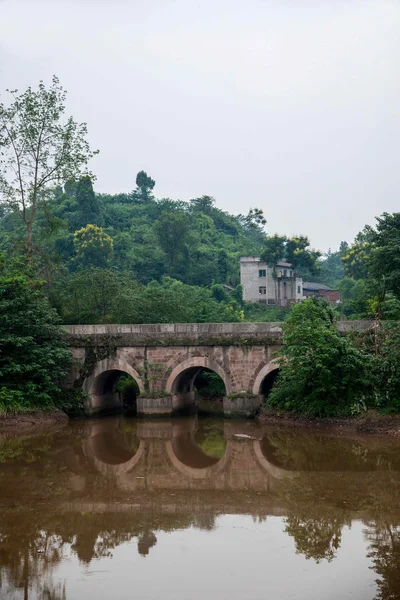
[64,321,371,418]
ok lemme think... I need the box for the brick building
[302,282,341,305]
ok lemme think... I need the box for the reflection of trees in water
[0,520,67,600]
[365,522,400,600]
[0,509,217,598]
[284,515,343,563]
[263,429,400,472]
[138,531,157,556]
[194,422,226,459]
[272,472,352,564]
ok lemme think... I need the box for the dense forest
[1,168,399,324]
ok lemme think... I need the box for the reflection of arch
[165,357,230,395]
[253,440,293,480]
[83,358,144,415]
[165,435,230,479]
[252,359,281,395]
[84,434,146,477]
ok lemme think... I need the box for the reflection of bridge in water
[81,418,290,497]
[60,417,400,522]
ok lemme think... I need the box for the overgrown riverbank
[0,409,68,433]
[257,405,400,437]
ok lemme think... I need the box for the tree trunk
[26,221,33,263]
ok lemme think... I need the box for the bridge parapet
[64,320,373,346]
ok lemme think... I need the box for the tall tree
[133,170,155,202]
[0,76,98,260]
[73,224,113,268]
[75,176,102,228]
[154,212,189,275]
[370,212,400,301]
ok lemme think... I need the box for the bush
[0,265,72,414]
[268,299,372,417]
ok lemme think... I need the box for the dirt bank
[0,409,69,433]
[257,406,400,437]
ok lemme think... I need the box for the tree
[0,76,98,260]
[73,224,113,268]
[261,235,320,274]
[268,299,372,417]
[75,176,102,228]
[369,213,400,301]
[242,207,267,229]
[54,268,127,323]
[133,170,155,202]
[0,258,72,411]
[153,212,189,275]
[261,234,287,267]
[285,236,321,274]
[189,195,216,214]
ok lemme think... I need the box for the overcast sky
[1,0,399,251]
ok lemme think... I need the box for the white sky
[1,0,399,251]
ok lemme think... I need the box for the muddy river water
[1,417,400,599]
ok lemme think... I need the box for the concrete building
[240,257,304,306]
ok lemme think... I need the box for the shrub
[268,299,372,417]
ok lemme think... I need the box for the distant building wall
[302,283,341,305]
[240,257,303,305]
[320,289,341,304]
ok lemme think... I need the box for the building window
[297,285,301,294]
[259,286,266,295]
[258,269,266,278]
[284,269,287,277]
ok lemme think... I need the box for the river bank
[0,409,68,433]
[257,405,400,437]
[2,405,400,438]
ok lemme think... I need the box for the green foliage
[0,261,72,413]
[370,323,400,413]
[194,371,226,397]
[154,211,189,276]
[261,234,321,276]
[268,299,372,417]
[369,212,400,300]
[134,170,155,202]
[75,176,102,228]
[339,214,400,319]
[53,388,86,418]
[73,224,113,268]
[0,76,97,259]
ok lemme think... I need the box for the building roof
[303,281,333,291]
[276,261,292,268]
[239,257,293,268]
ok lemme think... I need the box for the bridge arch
[83,358,144,416]
[252,359,281,397]
[165,357,231,395]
